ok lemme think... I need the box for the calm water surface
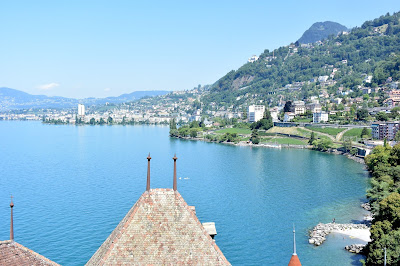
[0,121,370,265]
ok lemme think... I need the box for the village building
[313,112,329,123]
[284,112,296,122]
[371,122,400,140]
[248,105,265,122]
[292,101,305,115]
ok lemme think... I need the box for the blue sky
[1,1,400,98]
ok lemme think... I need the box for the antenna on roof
[293,224,297,255]
[10,195,14,241]
[146,153,151,192]
[173,154,178,191]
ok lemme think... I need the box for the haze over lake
[0,121,370,265]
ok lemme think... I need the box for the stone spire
[293,225,296,255]
[10,195,14,241]
[173,154,177,191]
[146,153,151,191]
[288,225,301,266]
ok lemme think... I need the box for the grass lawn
[307,127,346,136]
[215,128,251,134]
[343,128,371,137]
[263,137,307,145]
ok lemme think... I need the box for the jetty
[309,223,370,246]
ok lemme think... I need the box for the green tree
[107,116,113,124]
[376,111,389,121]
[343,138,352,153]
[251,108,273,130]
[395,131,400,142]
[284,101,292,112]
[361,127,369,138]
[357,108,369,120]
[308,132,316,145]
[189,128,198,138]
[250,129,260,144]
[99,118,106,125]
[89,118,96,125]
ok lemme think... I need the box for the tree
[309,132,316,145]
[356,108,369,120]
[391,107,400,119]
[376,111,389,121]
[250,129,260,144]
[361,127,369,138]
[395,131,400,142]
[312,139,333,151]
[343,139,353,153]
[189,128,198,138]
[251,108,273,130]
[99,118,106,125]
[89,118,96,125]
[107,116,113,124]
[284,101,293,113]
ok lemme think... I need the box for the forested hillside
[203,12,400,109]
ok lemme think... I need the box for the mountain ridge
[297,21,348,44]
[0,87,169,111]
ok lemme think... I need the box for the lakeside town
[2,73,400,150]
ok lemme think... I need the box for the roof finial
[173,154,178,191]
[146,153,151,192]
[293,224,296,255]
[10,195,14,241]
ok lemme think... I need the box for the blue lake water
[0,121,370,265]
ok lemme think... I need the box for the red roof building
[86,155,230,265]
[0,198,59,266]
[0,240,59,266]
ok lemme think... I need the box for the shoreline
[175,136,366,165]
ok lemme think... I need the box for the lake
[0,121,370,265]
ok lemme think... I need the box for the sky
[1,1,400,99]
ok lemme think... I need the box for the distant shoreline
[173,136,366,165]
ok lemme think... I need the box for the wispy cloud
[104,88,111,92]
[37,82,60,90]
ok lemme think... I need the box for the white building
[292,101,305,115]
[248,55,259,63]
[283,112,296,122]
[313,112,329,123]
[318,76,329,83]
[248,105,265,122]
[78,104,85,116]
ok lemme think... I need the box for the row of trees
[364,143,400,264]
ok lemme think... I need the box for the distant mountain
[0,87,169,111]
[297,21,348,44]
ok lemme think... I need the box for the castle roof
[86,189,230,265]
[0,240,59,266]
[288,254,301,266]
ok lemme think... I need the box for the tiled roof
[288,254,302,266]
[0,240,59,266]
[87,189,230,265]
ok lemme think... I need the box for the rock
[361,202,371,211]
[308,222,369,247]
[345,244,365,254]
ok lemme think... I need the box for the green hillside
[203,11,400,109]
